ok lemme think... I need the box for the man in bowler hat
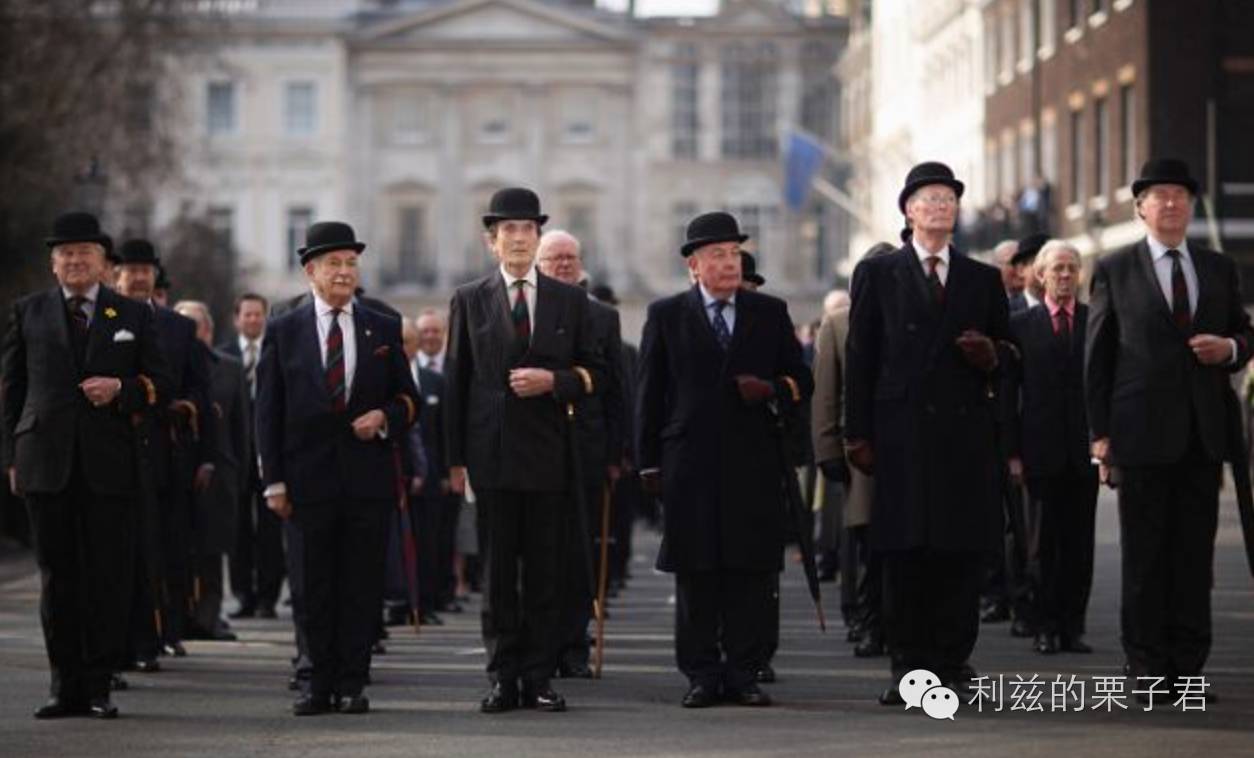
[637,211,812,708]
[256,221,420,715]
[845,162,1009,703]
[1086,158,1254,700]
[444,187,604,713]
[2,212,169,718]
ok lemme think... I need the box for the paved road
[1,490,1252,757]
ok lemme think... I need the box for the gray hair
[992,240,1019,265]
[173,300,213,332]
[1037,239,1082,267]
[538,229,581,257]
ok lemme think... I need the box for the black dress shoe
[557,662,594,679]
[133,657,161,673]
[854,636,885,658]
[1058,636,1093,654]
[34,698,84,719]
[293,694,334,716]
[980,604,1010,623]
[338,695,370,714]
[87,698,119,719]
[878,687,905,706]
[257,606,278,620]
[681,683,719,708]
[522,684,567,712]
[1009,618,1035,638]
[418,611,444,626]
[110,673,129,691]
[228,605,256,620]
[1034,633,1058,654]
[288,675,304,692]
[162,641,188,657]
[480,683,519,713]
[727,684,772,706]
[754,664,776,684]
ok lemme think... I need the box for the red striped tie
[325,308,346,411]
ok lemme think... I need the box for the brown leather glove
[734,375,775,406]
[845,440,874,476]
[955,330,997,373]
[640,469,663,497]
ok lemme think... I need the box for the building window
[1119,84,1136,187]
[1091,0,1107,13]
[283,81,317,136]
[390,93,429,146]
[208,206,235,264]
[286,206,313,270]
[1069,108,1085,204]
[1018,0,1035,70]
[394,205,428,284]
[673,201,697,276]
[801,41,834,142]
[672,45,699,159]
[1094,97,1110,197]
[561,90,598,144]
[472,93,513,145]
[720,42,778,159]
[564,203,597,275]
[726,205,776,264]
[1068,0,1082,28]
[207,81,236,136]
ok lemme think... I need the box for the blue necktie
[711,300,731,350]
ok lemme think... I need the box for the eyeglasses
[914,194,958,207]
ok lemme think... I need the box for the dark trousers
[479,488,565,688]
[229,484,286,611]
[842,525,882,636]
[1027,469,1098,638]
[558,483,611,669]
[384,498,424,616]
[674,569,775,692]
[288,496,389,698]
[159,486,192,643]
[609,473,640,585]
[126,485,190,657]
[882,548,983,683]
[1117,456,1220,679]
[26,464,132,702]
[436,494,460,607]
[284,519,312,682]
[191,552,225,633]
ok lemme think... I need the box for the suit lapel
[684,285,724,356]
[294,302,327,402]
[1132,239,1179,332]
[348,306,372,411]
[725,291,756,363]
[528,274,561,360]
[84,287,120,366]
[480,274,520,365]
[895,245,937,315]
[1191,249,1217,332]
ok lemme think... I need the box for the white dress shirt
[61,282,100,322]
[500,264,538,338]
[698,283,736,334]
[314,294,356,403]
[913,240,950,286]
[417,349,444,374]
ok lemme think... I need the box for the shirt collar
[698,283,736,309]
[61,282,101,303]
[1147,234,1191,262]
[913,239,950,266]
[313,293,353,318]
[239,333,263,350]
[1044,294,1074,317]
[500,263,538,290]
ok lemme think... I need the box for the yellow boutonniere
[104,307,118,319]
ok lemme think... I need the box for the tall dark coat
[1085,240,1254,466]
[1007,304,1091,477]
[2,286,170,495]
[636,286,813,574]
[415,366,445,481]
[147,306,214,491]
[444,271,605,492]
[845,245,1010,553]
[574,298,624,486]
[255,302,420,505]
[195,349,249,554]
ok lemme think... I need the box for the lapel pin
[104,307,117,319]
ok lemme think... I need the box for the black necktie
[67,295,89,365]
[325,308,346,411]
[511,280,530,344]
[1166,249,1191,331]
[1055,308,1071,352]
[925,256,945,305]
[711,300,732,350]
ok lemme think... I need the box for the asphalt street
[1,488,1252,758]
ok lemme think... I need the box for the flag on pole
[784,130,826,211]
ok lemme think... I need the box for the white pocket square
[112,329,135,343]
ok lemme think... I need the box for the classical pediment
[359,0,632,46]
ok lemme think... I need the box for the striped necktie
[325,308,347,411]
[511,280,530,343]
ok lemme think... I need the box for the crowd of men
[1,157,1245,720]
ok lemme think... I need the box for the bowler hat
[45,211,112,253]
[1131,158,1199,197]
[741,251,765,286]
[590,284,619,306]
[681,211,749,257]
[155,264,171,291]
[298,221,366,265]
[898,161,965,214]
[117,238,160,266]
[482,187,548,229]
[1010,233,1048,266]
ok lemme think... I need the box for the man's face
[905,184,959,236]
[688,242,742,298]
[235,299,266,340]
[402,323,420,361]
[178,308,214,347]
[536,236,582,285]
[1137,184,1193,241]
[50,243,106,292]
[1039,248,1081,303]
[304,249,360,306]
[416,314,445,357]
[116,262,157,301]
[489,219,540,274]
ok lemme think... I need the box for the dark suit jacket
[1007,303,1092,478]
[1085,240,1254,466]
[636,286,813,573]
[2,286,170,496]
[415,366,445,482]
[845,245,1010,552]
[196,349,249,553]
[255,301,420,504]
[444,270,605,492]
[575,298,624,487]
[146,306,214,491]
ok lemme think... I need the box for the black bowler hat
[590,284,619,306]
[741,251,765,286]
[155,264,171,291]
[45,211,113,252]
[117,238,161,266]
[298,221,366,265]
[681,211,748,257]
[1131,158,1199,197]
[1010,233,1049,266]
[481,187,548,229]
[897,161,965,214]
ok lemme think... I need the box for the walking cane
[593,485,611,678]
